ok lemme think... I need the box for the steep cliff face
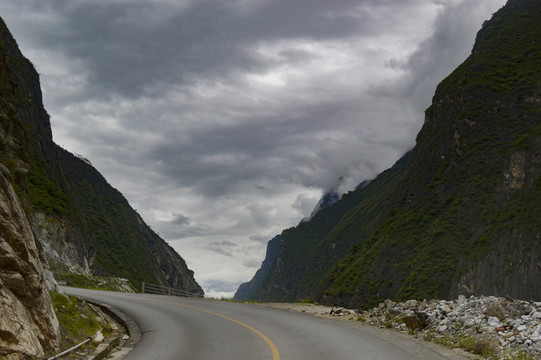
[234,235,281,301]
[0,167,60,358]
[241,0,541,308]
[0,14,203,299]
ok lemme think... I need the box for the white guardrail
[141,282,201,298]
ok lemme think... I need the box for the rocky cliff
[0,167,59,357]
[0,17,203,356]
[240,0,541,308]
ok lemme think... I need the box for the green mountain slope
[0,17,203,295]
[241,0,541,308]
[245,153,410,302]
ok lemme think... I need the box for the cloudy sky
[1,0,505,298]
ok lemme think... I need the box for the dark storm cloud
[158,213,213,238]
[171,213,190,225]
[6,0,428,100]
[205,240,238,257]
[148,112,329,195]
[145,90,418,198]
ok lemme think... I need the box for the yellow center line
[143,297,280,360]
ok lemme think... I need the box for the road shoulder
[253,302,473,360]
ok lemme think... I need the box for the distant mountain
[234,179,373,302]
[234,235,281,301]
[237,0,541,308]
[0,17,203,296]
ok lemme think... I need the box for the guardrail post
[141,281,145,294]
[168,287,171,296]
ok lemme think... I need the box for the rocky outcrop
[0,168,59,358]
[30,212,93,276]
[451,241,541,301]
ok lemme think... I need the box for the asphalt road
[62,287,468,360]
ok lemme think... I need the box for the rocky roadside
[261,296,541,360]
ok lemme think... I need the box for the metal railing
[141,282,201,298]
[47,327,104,360]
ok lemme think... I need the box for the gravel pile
[351,295,541,359]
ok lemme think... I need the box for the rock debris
[263,295,541,359]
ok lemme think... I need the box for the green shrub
[50,292,100,340]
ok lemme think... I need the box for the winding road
[63,287,468,360]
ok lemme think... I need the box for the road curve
[62,287,468,360]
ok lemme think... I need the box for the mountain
[238,0,541,308]
[237,152,411,302]
[0,15,203,299]
[234,235,281,301]
[233,181,371,301]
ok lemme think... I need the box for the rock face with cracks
[0,168,60,358]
